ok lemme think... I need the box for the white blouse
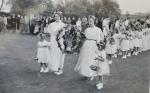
[85,26,104,43]
[47,21,66,36]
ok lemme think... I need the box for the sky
[116,0,150,14]
[0,0,150,14]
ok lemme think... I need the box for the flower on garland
[56,25,84,54]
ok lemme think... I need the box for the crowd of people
[1,11,150,90]
[33,11,150,90]
[0,14,30,33]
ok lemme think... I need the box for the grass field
[0,33,149,93]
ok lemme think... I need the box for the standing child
[90,42,110,90]
[120,29,130,59]
[36,33,51,73]
[112,29,122,58]
[133,21,142,55]
[105,31,115,64]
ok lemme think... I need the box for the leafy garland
[56,25,85,54]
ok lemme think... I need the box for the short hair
[97,41,106,50]
[38,33,46,38]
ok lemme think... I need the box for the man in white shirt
[124,17,130,30]
[102,17,110,37]
[115,18,120,30]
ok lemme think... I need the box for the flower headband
[88,15,96,20]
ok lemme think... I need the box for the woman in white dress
[75,15,104,79]
[47,12,66,75]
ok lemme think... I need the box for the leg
[96,76,104,89]
[40,63,44,73]
[107,54,112,64]
[54,53,66,75]
[43,63,49,73]
[122,51,127,59]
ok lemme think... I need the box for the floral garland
[56,25,84,54]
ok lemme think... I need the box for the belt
[86,39,96,41]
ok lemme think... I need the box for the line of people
[34,11,150,90]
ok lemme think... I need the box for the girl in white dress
[142,29,148,51]
[47,12,66,75]
[138,30,143,53]
[105,31,115,64]
[75,15,104,79]
[133,22,142,55]
[147,29,150,50]
[90,43,109,90]
[36,33,51,73]
[112,29,122,58]
[120,24,130,59]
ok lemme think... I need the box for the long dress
[75,26,104,77]
[47,21,66,71]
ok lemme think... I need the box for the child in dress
[126,29,133,57]
[105,31,115,64]
[36,33,51,73]
[90,42,110,90]
[133,22,142,55]
[120,29,130,59]
[112,29,122,58]
[138,29,143,53]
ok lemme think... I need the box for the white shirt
[85,26,104,43]
[124,20,129,27]
[47,21,66,36]
[115,20,120,28]
[103,18,110,28]
[76,20,81,27]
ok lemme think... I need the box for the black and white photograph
[0,0,149,93]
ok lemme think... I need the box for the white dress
[75,26,104,77]
[142,29,148,51]
[105,37,116,54]
[37,40,51,64]
[134,31,141,48]
[130,31,135,49]
[47,21,66,71]
[95,50,110,76]
[113,33,122,50]
[147,29,150,50]
[137,31,143,48]
[120,33,130,51]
